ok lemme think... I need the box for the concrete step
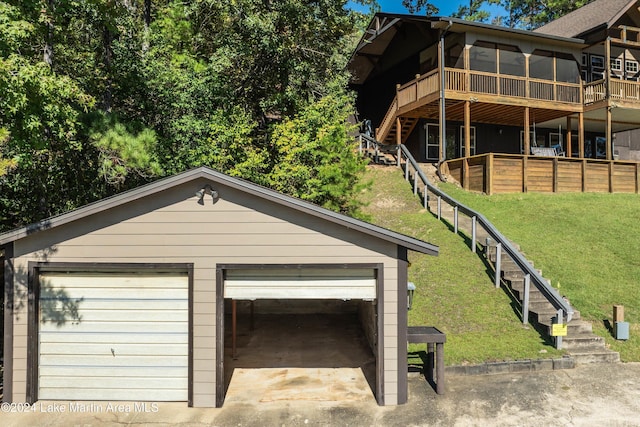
[570,350,620,364]
[485,243,522,259]
[562,335,605,350]
[529,300,556,312]
[537,310,581,325]
[562,320,594,334]
[510,287,548,302]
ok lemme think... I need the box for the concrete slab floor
[223,313,377,403]
[3,363,640,426]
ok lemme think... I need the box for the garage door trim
[215,263,384,407]
[26,262,194,406]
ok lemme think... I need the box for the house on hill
[349,0,640,194]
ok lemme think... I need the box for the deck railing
[358,134,575,341]
[395,68,582,113]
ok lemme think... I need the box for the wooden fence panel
[468,157,486,193]
[584,163,610,192]
[444,155,639,194]
[493,158,523,193]
[612,163,637,193]
[447,159,463,184]
[526,159,554,192]
[556,161,583,192]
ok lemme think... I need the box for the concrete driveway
[2,362,640,426]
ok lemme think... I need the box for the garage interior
[222,298,378,403]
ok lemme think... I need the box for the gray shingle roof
[535,0,635,38]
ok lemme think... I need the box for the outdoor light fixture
[195,184,219,205]
[407,282,416,310]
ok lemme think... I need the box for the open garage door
[218,265,381,406]
[37,271,189,401]
[224,268,377,300]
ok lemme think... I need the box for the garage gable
[0,167,438,257]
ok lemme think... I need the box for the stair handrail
[359,134,574,323]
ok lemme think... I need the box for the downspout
[436,20,453,182]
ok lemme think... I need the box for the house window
[611,58,622,72]
[581,53,587,67]
[591,55,605,69]
[625,60,638,74]
[591,71,604,81]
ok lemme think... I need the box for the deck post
[494,243,502,288]
[523,107,530,155]
[606,38,613,161]
[522,155,528,193]
[553,158,559,193]
[578,112,585,158]
[463,157,470,190]
[437,196,442,220]
[396,117,402,146]
[414,172,418,195]
[606,106,613,160]
[609,161,614,193]
[566,116,572,158]
[523,274,530,325]
[464,100,471,157]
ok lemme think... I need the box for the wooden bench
[407,326,446,394]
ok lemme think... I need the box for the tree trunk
[44,0,55,66]
[102,25,113,112]
[142,0,151,54]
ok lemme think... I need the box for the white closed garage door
[224,268,377,300]
[38,271,189,401]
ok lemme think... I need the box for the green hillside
[438,182,640,362]
[358,166,565,365]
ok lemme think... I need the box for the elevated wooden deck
[446,154,640,195]
[377,68,585,144]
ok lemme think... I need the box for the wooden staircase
[360,144,622,365]
[486,246,620,364]
[380,117,419,145]
[408,161,621,365]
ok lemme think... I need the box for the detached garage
[1,167,438,407]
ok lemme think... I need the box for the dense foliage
[0,0,371,231]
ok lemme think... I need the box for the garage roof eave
[0,167,439,257]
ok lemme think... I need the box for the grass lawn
[358,166,565,365]
[438,181,640,362]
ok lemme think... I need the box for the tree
[0,0,373,229]
[268,83,369,215]
[453,0,502,22]
[401,0,439,15]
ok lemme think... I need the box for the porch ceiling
[400,100,573,127]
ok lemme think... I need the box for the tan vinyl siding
[9,180,402,407]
